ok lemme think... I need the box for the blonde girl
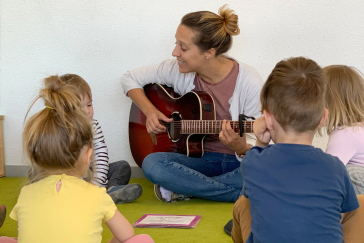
[324,65,364,195]
[0,76,153,243]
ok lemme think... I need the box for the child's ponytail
[40,75,83,123]
[23,75,93,180]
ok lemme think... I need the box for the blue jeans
[142,152,242,202]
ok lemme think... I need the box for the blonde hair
[324,65,364,134]
[59,74,92,100]
[24,75,93,183]
[261,57,326,133]
[181,5,240,56]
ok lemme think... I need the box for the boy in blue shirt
[231,57,363,243]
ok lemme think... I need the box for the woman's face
[172,24,207,73]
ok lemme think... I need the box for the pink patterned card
[133,214,202,228]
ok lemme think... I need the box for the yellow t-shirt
[10,174,117,243]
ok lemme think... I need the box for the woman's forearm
[128,88,158,116]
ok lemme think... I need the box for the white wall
[1,0,364,167]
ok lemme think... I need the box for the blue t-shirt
[241,143,359,243]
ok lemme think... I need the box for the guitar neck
[175,120,254,134]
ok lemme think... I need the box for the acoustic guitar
[128,83,254,168]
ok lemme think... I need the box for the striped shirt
[91,119,109,187]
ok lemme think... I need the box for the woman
[121,5,263,203]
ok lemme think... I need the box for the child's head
[23,75,93,179]
[324,65,364,134]
[260,57,327,136]
[59,74,94,119]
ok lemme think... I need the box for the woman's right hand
[145,109,173,134]
[127,89,173,134]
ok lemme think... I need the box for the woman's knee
[142,153,167,182]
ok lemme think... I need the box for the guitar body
[129,84,215,168]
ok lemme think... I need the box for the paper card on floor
[133,214,201,228]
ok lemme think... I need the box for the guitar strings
[160,124,253,128]
[162,124,252,127]
[160,125,253,128]
[160,121,253,125]
[159,121,254,124]
[160,121,253,129]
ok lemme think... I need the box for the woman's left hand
[219,120,250,155]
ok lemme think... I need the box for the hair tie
[45,106,54,109]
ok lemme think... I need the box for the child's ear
[318,108,329,128]
[263,110,274,130]
[84,147,93,166]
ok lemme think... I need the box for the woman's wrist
[237,144,253,157]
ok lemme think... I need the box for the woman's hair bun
[218,5,240,36]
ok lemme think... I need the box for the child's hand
[253,116,271,148]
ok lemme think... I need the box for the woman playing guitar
[121,5,263,203]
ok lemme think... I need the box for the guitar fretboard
[166,120,254,134]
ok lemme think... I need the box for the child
[231,57,364,243]
[59,74,142,204]
[324,65,364,195]
[0,76,153,243]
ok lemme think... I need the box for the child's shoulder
[247,144,313,157]
[83,182,108,195]
[64,177,109,200]
[331,125,364,138]
[91,118,99,127]
[246,144,343,167]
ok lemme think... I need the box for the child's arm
[253,116,271,148]
[106,210,135,243]
[92,120,109,187]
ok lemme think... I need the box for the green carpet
[0,177,234,242]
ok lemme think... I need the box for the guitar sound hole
[167,112,182,142]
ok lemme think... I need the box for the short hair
[324,65,364,134]
[181,5,240,56]
[59,74,92,99]
[260,57,326,133]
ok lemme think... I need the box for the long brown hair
[181,5,240,56]
[324,65,364,134]
[24,75,93,182]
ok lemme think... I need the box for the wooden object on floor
[0,115,4,177]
